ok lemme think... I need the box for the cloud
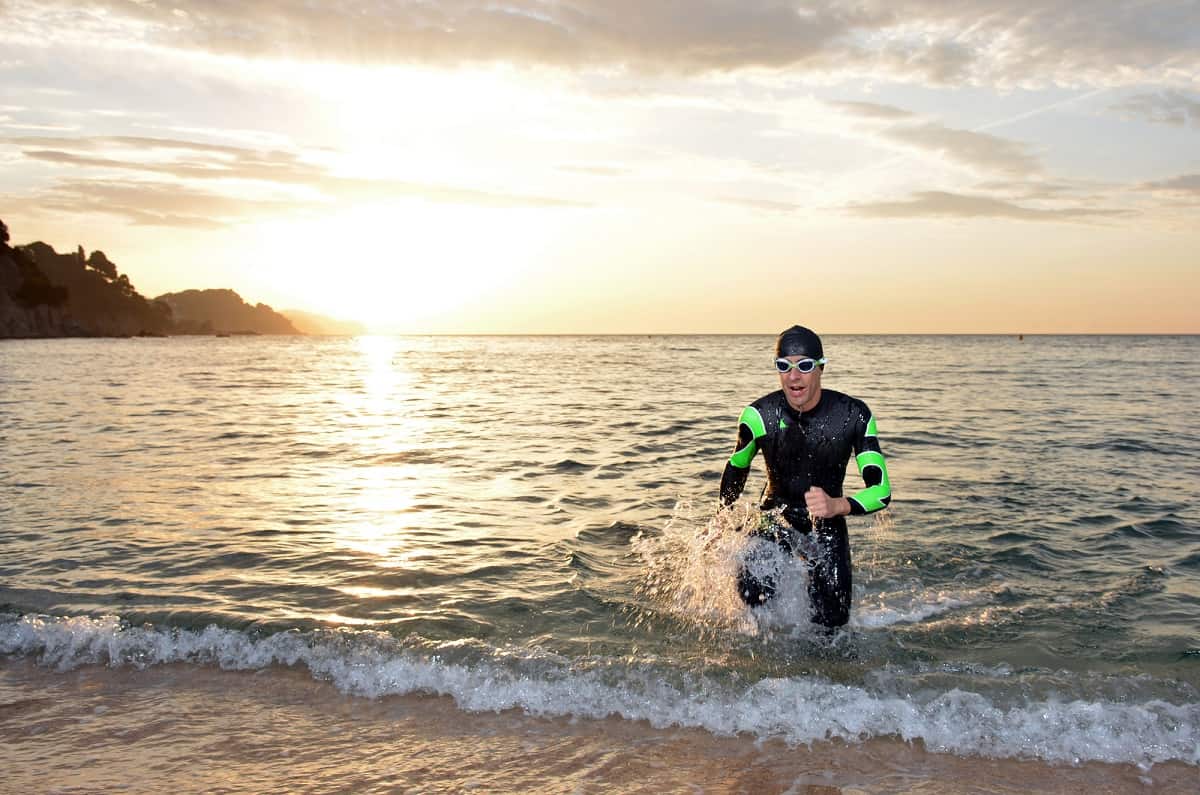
[4,1,1198,87]
[2,0,861,72]
[5,134,588,222]
[879,122,1040,177]
[872,35,975,85]
[846,190,1127,221]
[1141,174,1200,195]
[828,101,915,120]
[826,103,1041,177]
[36,179,300,228]
[973,179,1101,201]
[20,147,324,186]
[871,1,1200,87]
[1112,90,1200,127]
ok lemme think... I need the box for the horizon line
[322,330,1200,337]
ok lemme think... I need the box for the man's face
[778,356,823,413]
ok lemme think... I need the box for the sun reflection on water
[340,335,416,435]
[333,466,420,559]
[328,336,429,565]
[336,585,419,599]
[313,613,383,626]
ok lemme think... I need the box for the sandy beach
[3,659,1193,794]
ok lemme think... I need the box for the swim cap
[775,325,824,360]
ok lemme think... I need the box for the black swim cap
[775,325,824,360]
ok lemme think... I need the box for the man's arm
[720,460,749,506]
[846,412,892,515]
[719,405,765,506]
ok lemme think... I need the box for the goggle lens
[774,357,824,373]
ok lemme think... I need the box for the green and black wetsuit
[719,388,891,626]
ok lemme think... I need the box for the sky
[1,1,1198,334]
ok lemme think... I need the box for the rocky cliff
[19,241,173,337]
[1,217,304,338]
[0,229,85,337]
[156,289,300,335]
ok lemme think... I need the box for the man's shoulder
[822,388,857,404]
[739,391,790,428]
[748,390,788,411]
[819,389,872,415]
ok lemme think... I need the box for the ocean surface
[2,334,1198,790]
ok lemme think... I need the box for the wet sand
[2,659,1193,794]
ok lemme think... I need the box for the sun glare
[213,60,588,331]
[242,200,550,330]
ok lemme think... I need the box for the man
[719,325,892,628]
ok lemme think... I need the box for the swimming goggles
[774,357,826,373]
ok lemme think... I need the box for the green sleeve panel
[728,405,766,469]
[848,449,892,514]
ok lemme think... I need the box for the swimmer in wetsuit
[719,325,892,628]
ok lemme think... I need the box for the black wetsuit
[719,388,891,627]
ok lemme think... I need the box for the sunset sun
[239,200,552,330]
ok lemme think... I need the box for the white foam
[3,612,1197,768]
[852,584,995,629]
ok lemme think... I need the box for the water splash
[860,507,896,571]
[629,501,817,638]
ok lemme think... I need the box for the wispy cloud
[1141,173,1200,196]
[974,179,1106,202]
[1113,90,1200,128]
[825,100,1042,177]
[14,137,325,185]
[4,134,587,224]
[846,190,1127,222]
[37,179,296,228]
[878,122,1040,177]
[828,101,916,121]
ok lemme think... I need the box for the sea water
[1,334,1198,787]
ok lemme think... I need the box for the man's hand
[805,486,850,519]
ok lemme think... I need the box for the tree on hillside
[6,230,68,308]
[87,250,118,280]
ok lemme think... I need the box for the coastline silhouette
[0,218,357,338]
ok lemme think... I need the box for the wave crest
[2,612,1197,768]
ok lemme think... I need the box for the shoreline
[3,659,1194,794]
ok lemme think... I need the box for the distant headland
[0,218,363,338]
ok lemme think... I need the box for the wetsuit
[719,388,891,627]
